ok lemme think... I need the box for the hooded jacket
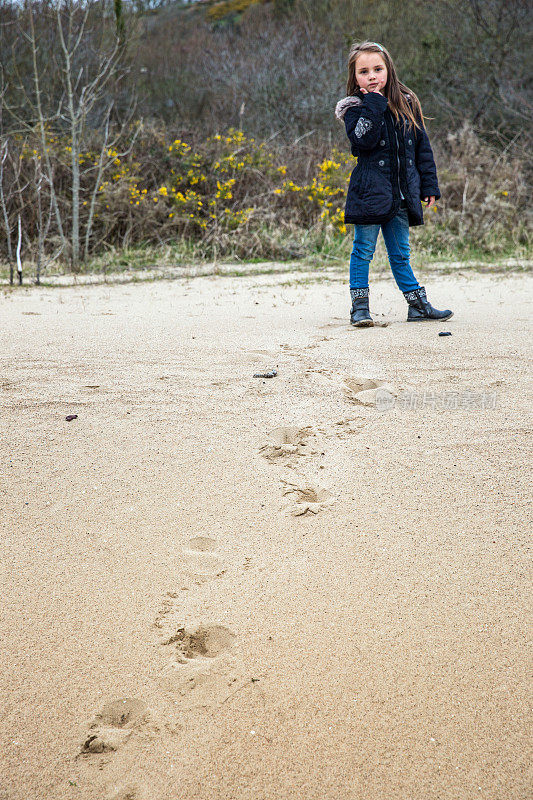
[335,91,440,226]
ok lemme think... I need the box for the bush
[0,120,530,274]
[414,122,531,256]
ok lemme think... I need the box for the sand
[0,269,531,800]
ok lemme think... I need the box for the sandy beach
[0,268,531,800]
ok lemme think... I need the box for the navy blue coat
[335,91,440,226]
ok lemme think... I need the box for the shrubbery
[1,119,530,277]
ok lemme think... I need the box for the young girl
[335,41,453,326]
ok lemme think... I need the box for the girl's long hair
[346,41,426,131]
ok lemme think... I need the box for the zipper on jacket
[394,130,404,200]
[384,113,401,208]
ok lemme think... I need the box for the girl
[335,41,453,326]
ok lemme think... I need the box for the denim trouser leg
[380,207,420,293]
[349,206,421,293]
[349,223,380,289]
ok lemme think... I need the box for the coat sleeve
[344,92,389,155]
[415,123,441,200]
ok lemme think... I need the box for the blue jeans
[349,204,420,293]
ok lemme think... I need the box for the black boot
[350,287,374,327]
[403,286,453,322]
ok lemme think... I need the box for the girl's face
[355,52,388,93]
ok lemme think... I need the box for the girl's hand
[424,196,436,208]
[360,86,384,95]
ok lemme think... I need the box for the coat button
[409,159,413,165]
[380,139,385,146]
[408,139,412,145]
[378,160,385,166]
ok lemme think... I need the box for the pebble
[253,370,277,378]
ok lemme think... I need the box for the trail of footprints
[152,536,247,717]
[78,364,390,793]
[261,424,338,517]
[78,533,240,797]
[259,370,394,515]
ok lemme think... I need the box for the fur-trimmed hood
[334,92,411,121]
[334,95,363,121]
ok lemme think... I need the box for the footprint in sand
[186,536,218,552]
[154,536,226,629]
[180,536,225,583]
[343,376,396,409]
[162,623,236,662]
[154,537,224,627]
[159,623,245,706]
[259,425,318,463]
[280,475,336,516]
[81,698,148,754]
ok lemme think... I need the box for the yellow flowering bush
[271,147,352,232]
[4,120,528,268]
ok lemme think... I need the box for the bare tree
[32,150,65,284]
[55,0,121,269]
[0,133,31,286]
[3,0,137,272]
